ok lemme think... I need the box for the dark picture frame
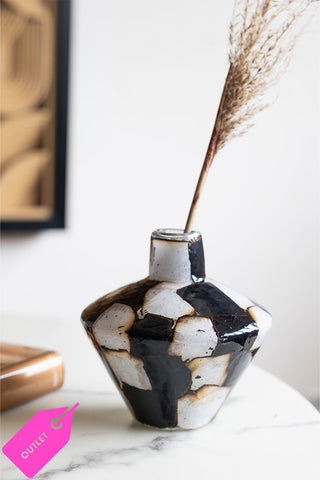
[1,0,71,232]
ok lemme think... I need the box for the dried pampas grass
[184,0,318,233]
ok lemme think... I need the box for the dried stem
[184,66,230,232]
[184,0,317,233]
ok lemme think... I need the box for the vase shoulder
[81,277,157,325]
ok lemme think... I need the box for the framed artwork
[0,0,71,231]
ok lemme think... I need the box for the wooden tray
[0,342,64,412]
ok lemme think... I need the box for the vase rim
[151,228,201,242]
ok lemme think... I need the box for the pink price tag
[2,403,79,478]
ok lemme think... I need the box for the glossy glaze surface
[81,230,272,429]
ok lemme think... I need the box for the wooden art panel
[1,0,70,230]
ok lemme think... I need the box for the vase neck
[149,229,205,283]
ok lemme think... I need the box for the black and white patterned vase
[81,229,272,430]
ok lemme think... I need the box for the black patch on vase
[188,237,205,283]
[143,355,191,398]
[212,339,244,357]
[211,314,258,351]
[122,383,177,428]
[177,282,245,316]
[128,314,174,358]
[223,351,253,387]
[177,282,258,352]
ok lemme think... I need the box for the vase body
[81,229,272,430]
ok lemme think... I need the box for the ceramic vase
[81,229,272,429]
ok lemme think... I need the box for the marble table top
[1,366,319,480]
[1,314,319,479]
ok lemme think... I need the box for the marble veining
[29,434,186,480]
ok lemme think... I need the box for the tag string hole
[51,419,63,430]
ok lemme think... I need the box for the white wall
[2,0,319,402]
